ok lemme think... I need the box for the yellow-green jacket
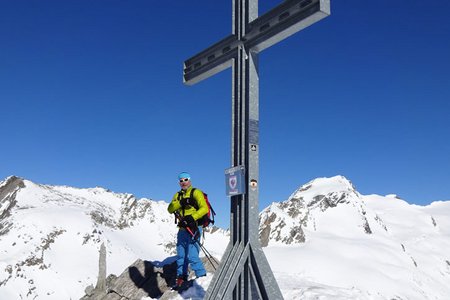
[167,186,208,225]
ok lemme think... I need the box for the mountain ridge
[1,175,449,299]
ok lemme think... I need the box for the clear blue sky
[1,1,449,228]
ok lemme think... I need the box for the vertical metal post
[182,1,331,298]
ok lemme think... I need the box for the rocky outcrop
[83,258,166,300]
[117,195,154,229]
[95,243,107,293]
[81,256,216,300]
[0,176,25,235]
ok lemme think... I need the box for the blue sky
[1,1,449,228]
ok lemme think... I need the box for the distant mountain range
[1,175,449,299]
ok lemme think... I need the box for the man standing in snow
[167,172,208,288]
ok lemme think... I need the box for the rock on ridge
[0,176,25,235]
[81,256,217,300]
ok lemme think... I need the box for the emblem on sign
[225,165,246,196]
[229,175,237,190]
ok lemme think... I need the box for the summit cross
[183,0,330,299]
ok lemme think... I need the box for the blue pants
[176,227,206,277]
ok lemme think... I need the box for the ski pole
[174,212,219,270]
[197,240,219,270]
[176,215,218,271]
[196,238,219,271]
[174,212,218,269]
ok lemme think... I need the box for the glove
[180,197,192,207]
[179,215,197,233]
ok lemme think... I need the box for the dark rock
[80,256,216,300]
[0,176,25,236]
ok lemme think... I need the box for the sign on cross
[183,0,330,299]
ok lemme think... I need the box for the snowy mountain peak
[299,174,354,189]
[0,176,230,299]
[289,175,360,207]
[0,177,176,299]
[259,175,370,246]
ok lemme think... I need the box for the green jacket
[167,186,208,222]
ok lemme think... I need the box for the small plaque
[249,119,259,144]
[225,165,246,196]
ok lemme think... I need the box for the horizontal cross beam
[183,35,238,85]
[245,0,330,51]
[183,0,330,85]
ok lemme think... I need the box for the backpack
[178,188,216,228]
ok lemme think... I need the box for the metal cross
[183,0,330,298]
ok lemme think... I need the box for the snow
[1,175,449,299]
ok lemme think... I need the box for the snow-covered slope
[0,176,227,299]
[259,175,368,246]
[261,175,450,299]
[1,175,449,299]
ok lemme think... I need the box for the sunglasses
[179,178,190,183]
